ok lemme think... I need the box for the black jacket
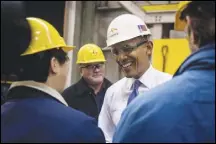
[62,78,112,120]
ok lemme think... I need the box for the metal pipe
[63,1,76,89]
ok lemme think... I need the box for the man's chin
[125,75,133,78]
[123,71,135,78]
[90,77,104,84]
[123,69,142,79]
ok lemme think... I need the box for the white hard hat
[106,14,151,47]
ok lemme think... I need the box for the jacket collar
[76,78,94,95]
[174,44,215,76]
[9,81,68,106]
[102,78,112,90]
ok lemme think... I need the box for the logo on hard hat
[138,25,147,33]
[108,28,119,38]
[92,49,98,56]
[111,28,118,33]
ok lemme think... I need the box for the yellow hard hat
[76,44,106,64]
[21,17,75,56]
[174,1,191,31]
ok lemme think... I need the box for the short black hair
[19,48,69,83]
[180,1,215,20]
[180,1,215,47]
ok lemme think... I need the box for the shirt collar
[9,81,68,106]
[126,64,156,90]
[76,78,95,96]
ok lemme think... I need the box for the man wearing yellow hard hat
[62,44,112,121]
[1,17,105,143]
[113,1,215,143]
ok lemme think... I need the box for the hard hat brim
[62,45,75,53]
[174,13,187,31]
[174,1,191,31]
[76,59,106,64]
[21,45,75,56]
[107,32,151,47]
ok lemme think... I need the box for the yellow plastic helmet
[76,44,106,64]
[174,1,191,31]
[21,17,75,56]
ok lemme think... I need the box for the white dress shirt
[98,65,172,143]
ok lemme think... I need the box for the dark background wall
[25,1,65,36]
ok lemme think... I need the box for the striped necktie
[127,80,141,105]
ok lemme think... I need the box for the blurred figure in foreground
[1,17,105,143]
[1,1,31,104]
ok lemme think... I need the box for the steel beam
[144,12,176,24]
[141,4,178,13]
[118,1,147,20]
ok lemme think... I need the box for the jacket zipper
[89,92,99,114]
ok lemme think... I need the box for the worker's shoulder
[124,73,215,131]
[132,74,196,110]
[62,81,81,97]
[58,106,105,142]
[2,98,97,129]
[38,100,100,131]
[125,77,187,123]
[34,97,95,121]
[152,67,172,79]
[59,105,96,124]
[103,78,113,88]
[43,102,105,142]
[2,100,105,142]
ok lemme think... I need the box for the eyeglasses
[81,63,105,70]
[111,40,148,56]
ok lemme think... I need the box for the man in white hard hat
[98,14,172,142]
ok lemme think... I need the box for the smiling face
[80,62,105,85]
[111,36,153,79]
